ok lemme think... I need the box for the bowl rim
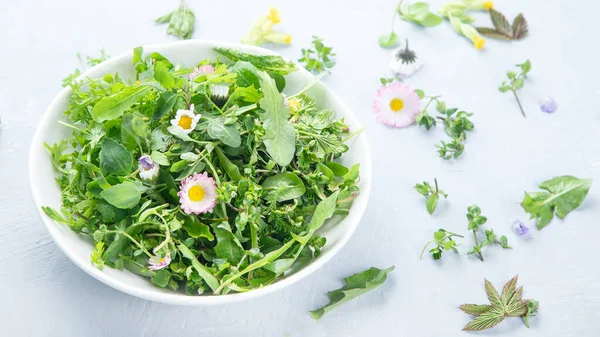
[29,39,372,306]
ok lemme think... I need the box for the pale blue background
[1,0,599,336]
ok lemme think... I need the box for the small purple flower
[138,155,154,170]
[138,155,159,181]
[539,97,557,113]
[512,220,529,235]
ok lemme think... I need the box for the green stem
[119,231,154,258]
[341,127,365,143]
[512,90,526,117]
[445,231,464,238]
[472,230,484,262]
[420,240,434,259]
[201,154,227,215]
[58,121,90,134]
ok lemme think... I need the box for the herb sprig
[414,178,447,215]
[476,9,528,41]
[298,36,336,73]
[420,229,463,260]
[156,0,196,40]
[499,60,531,117]
[465,205,510,261]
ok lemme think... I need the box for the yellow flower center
[389,98,404,112]
[268,7,282,24]
[284,34,292,44]
[188,185,205,202]
[178,115,193,130]
[135,80,140,86]
[474,37,486,50]
[484,1,494,9]
[159,258,165,263]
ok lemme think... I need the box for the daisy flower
[373,82,421,128]
[138,155,159,181]
[389,40,423,78]
[178,172,217,215]
[210,84,229,108]
[189,64,215,80]
[170,104,200,134]
[148,252,171,271]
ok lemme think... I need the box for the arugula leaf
[91,86,150,122]
[310,266,395,319]
[214,47,297,75]
[156,0,195,40]
[261,173,306,202]
[521,175,593,229]
[215,147,244,183]
[257,71,296,166]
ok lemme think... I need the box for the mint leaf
[310,266,395,319]
[521,175,593,229]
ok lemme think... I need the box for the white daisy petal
[170,105,201,134]
[178,172,217,215]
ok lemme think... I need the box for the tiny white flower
[170,104,201,134]
[389,40,423,78]
[178,172,217,215]
[210,84,229,107]
[148,252,171,271]
[138,155,159,181]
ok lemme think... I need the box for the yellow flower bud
[474,36,485,50]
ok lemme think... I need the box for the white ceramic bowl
[29,40,371,306]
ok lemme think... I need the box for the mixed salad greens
[43,46,360,295]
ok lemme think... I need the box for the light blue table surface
[1,0,599,336]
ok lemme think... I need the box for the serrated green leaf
[500,275,518,305]
[512,14,528,40]
[489,9,512,36]
[309,266,394,319]
[459,303,492,316]
[214,47,297,75]
[476,27,513,40]
[462,307,505,331]
[485,279,503,307]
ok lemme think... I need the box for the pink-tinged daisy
[178,172,217,215]
[189,64,215,80]
[373,82,421,128]
[138,155,159,181]
[148,252,171,271]
[170,104,201,134]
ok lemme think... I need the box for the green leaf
[418,13,443,27]
[102,224,143,262]
[485,279,503,307]
[91,86,150,123]
[133,46,147,74]
[215,147,244,182]
[261,173,306,202]
[42,207,72,226]
[378,31,400,48]
[426,193,439,215]
[309,266,395,319]
[326,162,349,176]
[183,217,214,240]
[132,116,150,140]
[257,71,296,166]
[500,275,518,305]
[178,243,220,292]
[459,304,492,316]
[214,227,244,264]
[154,61,176,89]
[512,14,528,40]
[206,117,241,147]
[156,3,195,39]
[153,91,179,120]
[476,27,513,40]
[150,151,170,166]
[151,269,172,288]
[415,89,424,99]
[520,59,531,74]
[100,182,142,209]
[521,175,592,229]
[307,190,339,232]
[462,307,506,331]
[489,9,512,36]
[99,138,133,176]
[232,61,260,88]
[343,163,360,182]
[214,47,297,75]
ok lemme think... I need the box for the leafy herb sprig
[310,266,395,319]
[379,1,443,48]
[156,0,195,40]
[414,178,447,214]
[420,229,463,260]
[460,275,539,331]
[499,60,531,117]
[298,36,336,73]
[465,205,510,261]
[476,9,528,40]
[521,175,593,230]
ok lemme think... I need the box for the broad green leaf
[133,46,147,73]
[100,182,142,209]
[343,163,360,182]
[521,175,592,229]
[378,31,400,48]
[426,193,439,215]
[512,14,528,40]
[214,47,297,75]
[307,190,339,232]
[150,151,170,166]
[153,91,179,120]
[489,9,512,36]
[154,61,176,89]
[309,266,395,319]
[207,117,241,147]
[132,116,150,139]
[476,27,512,40]
[91,86,150,122]
[214,227,244,264]
[99,138,133,176]
[326,162,349,176]
[178,244,220,292]
[462,307,505,331]
[215,147,244,182]
[151,269,171,288]
[261,173,306,202]
[417,13,444,27]
[183,217,214,241]
[232,61,260,88]
[257,71,296,166]
[227,86,263,104]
